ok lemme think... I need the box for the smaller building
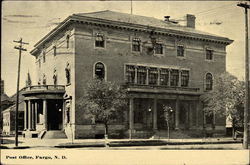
[1,88,25,135]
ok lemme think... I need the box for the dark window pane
[181,70,189,87]
[170,69,179,86]
[148,68,158,85]
[160,69,169,85]
[177,46,184,57]
[137,66,146,85]
[126,65,135,84]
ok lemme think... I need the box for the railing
[123,83,200,92]
[24,85,65,91]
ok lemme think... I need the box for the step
[42,130,67,139]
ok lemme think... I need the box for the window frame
[205,72,213,91]
[181,70,189,87]
[177,45,185,57]
[205,48,213,61]
[95,33,105,48]
[132,38,141,52]
[154,43,164,55]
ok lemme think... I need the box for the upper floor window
[137,66,146,85]
[66,35,70,49]
[205,73,213,91]
[53,46,57,56]
[126,65,135,84]
[206,49,213,60]
[95,33,105,48]
[95,62,105,80]
[181,70,189,87]
[155,43,163,54]
[65,63,71,84]
[42,50,46,63]
[132,38,141,52]
[177,45,184,57]
[148,67,158,85]
[160,69,169,86]
[170,69,179,86]
[53,68,57,85]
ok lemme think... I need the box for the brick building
[22,10,233,139]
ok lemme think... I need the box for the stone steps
[42,130,67,139]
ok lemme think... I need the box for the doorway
[47,100,63,130]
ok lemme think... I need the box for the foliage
[77,78,127,134]
[201,72,244,127]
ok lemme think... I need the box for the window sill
[205,59,214,62]
[94,46,106,50]
[153,54,164,57]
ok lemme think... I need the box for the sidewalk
[1,136,243,149]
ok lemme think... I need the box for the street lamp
[163,105,174,140]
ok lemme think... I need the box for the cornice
[30,14,233,56]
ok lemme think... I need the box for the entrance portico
[22,85,65,138]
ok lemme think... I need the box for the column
[43,99,47,130]
[175,97,180,130]
[146,67,149,85]
[153,98,158,130]
[157,69,161,85]
[24,101,27,130]
[178,70,182,87]
[196,101,200,128]
[134,66,138,84]
[168,69,171,86]
[28,100,32,130]
[31,102,35,130]
[185,102,190,129]
[34,102,38,130]
[129,98,134,139]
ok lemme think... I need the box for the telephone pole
[237,2,250,149]
[13,38,28,147]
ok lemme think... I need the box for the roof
[75,10,223,39]
[31,10,233,54]
[1,93,10,102]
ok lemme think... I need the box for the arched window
[66,35,70,49]
[65,63,71,84]
[205,73,213,91]
[53,68,57,85]
[94,62,105,80]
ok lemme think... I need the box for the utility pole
[13,38,28,147]
[237,2,250,149]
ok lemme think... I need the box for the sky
[1,1,249,96]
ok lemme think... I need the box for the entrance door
[47,100,63,130]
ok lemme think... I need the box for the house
[1,86,25,136]
[22,10,233,139]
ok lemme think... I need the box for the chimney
[164,16,170,22]
[186,14,196,28]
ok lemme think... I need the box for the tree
[77,78,127,140]
[201,72,244,135]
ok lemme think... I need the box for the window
[95,33,105,48]
[126,65,135,84]
[137,66,146,85]
[155,43,163,54]
[66,35,70,49]
[53,46,57,56]
[206,49,213,60]
[181,70,189,87]
[132,38,141,52]
[42,74,46,85]
[170,69,179,86]
[160,69,169,86]
[65,63,71,84]
[53,68,57,85]
[148,68,158,85]
[95,62,105,80]
[177,45,184,57]
[205,73,213,91]
[42,51,46,63]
